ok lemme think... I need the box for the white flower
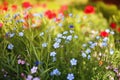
[82,52,87,58]
[67,73,74,80]
[70,58,77,66]
[66,35,72,41]
[74,35,78,39]
[82,44,87,47]
[33,77,40,80]
[63,31,68,34]
[39,32,44,36]
[110,31,115,35]
[105,29,110,33]
[19,32,24,37]
[62,36,66,39]
[57,34,62,38]
[53,42,60,48]
[50,51,56,57]
[69,13,73,17]
[69,30,74,34]
[7,44,14,50]
[96,36,100,40]
[31,66,38,74]
[42,43,47,48]
[110,49,114,55]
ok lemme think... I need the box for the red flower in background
[3,1,8,6]
[22,2,32,8]
[45,10,56,19]
[100,31,109,37]
[110,22,116,29]
[0,23,3,28]
[58,5,68,15]
[41,3,47,8]
[11,5,17,11]
[2,6,8,11]
[84,5,95,14]
[118,28,120,32]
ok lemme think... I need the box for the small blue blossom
[70,58,77,66]
[87,55,91,59]
[88,41,93,45]
[55,38,61,43]
[35,61,39,66]
[90,43,97,48]
[101,42,107,47]
[50,69,61,76]
[9,33,15,38]
[58,23,63,27]
[103,37,108,42]
[50,51,56,57]
[42,43,47,48]
[19,32,24,37]
[85,48,91,54]
[66,35,72,41]
[82,52,87,58]
[67,73,74,80]
[53,42,60,48]
[69,25,74,28]
[7,44,14,50]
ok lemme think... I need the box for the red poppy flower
[110,22,116,29]
[84,5,95,14]
[118,28,120,32]
[58,5,68,15]
[100,31,109,37]
[45,10,56,19]
[3,1,8,6]
[11,5,17,11]
[22,2,32,8]
[0,23,3,28]
[2,6,8,11]
[41,3,47,8]
[61,5,68,11]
